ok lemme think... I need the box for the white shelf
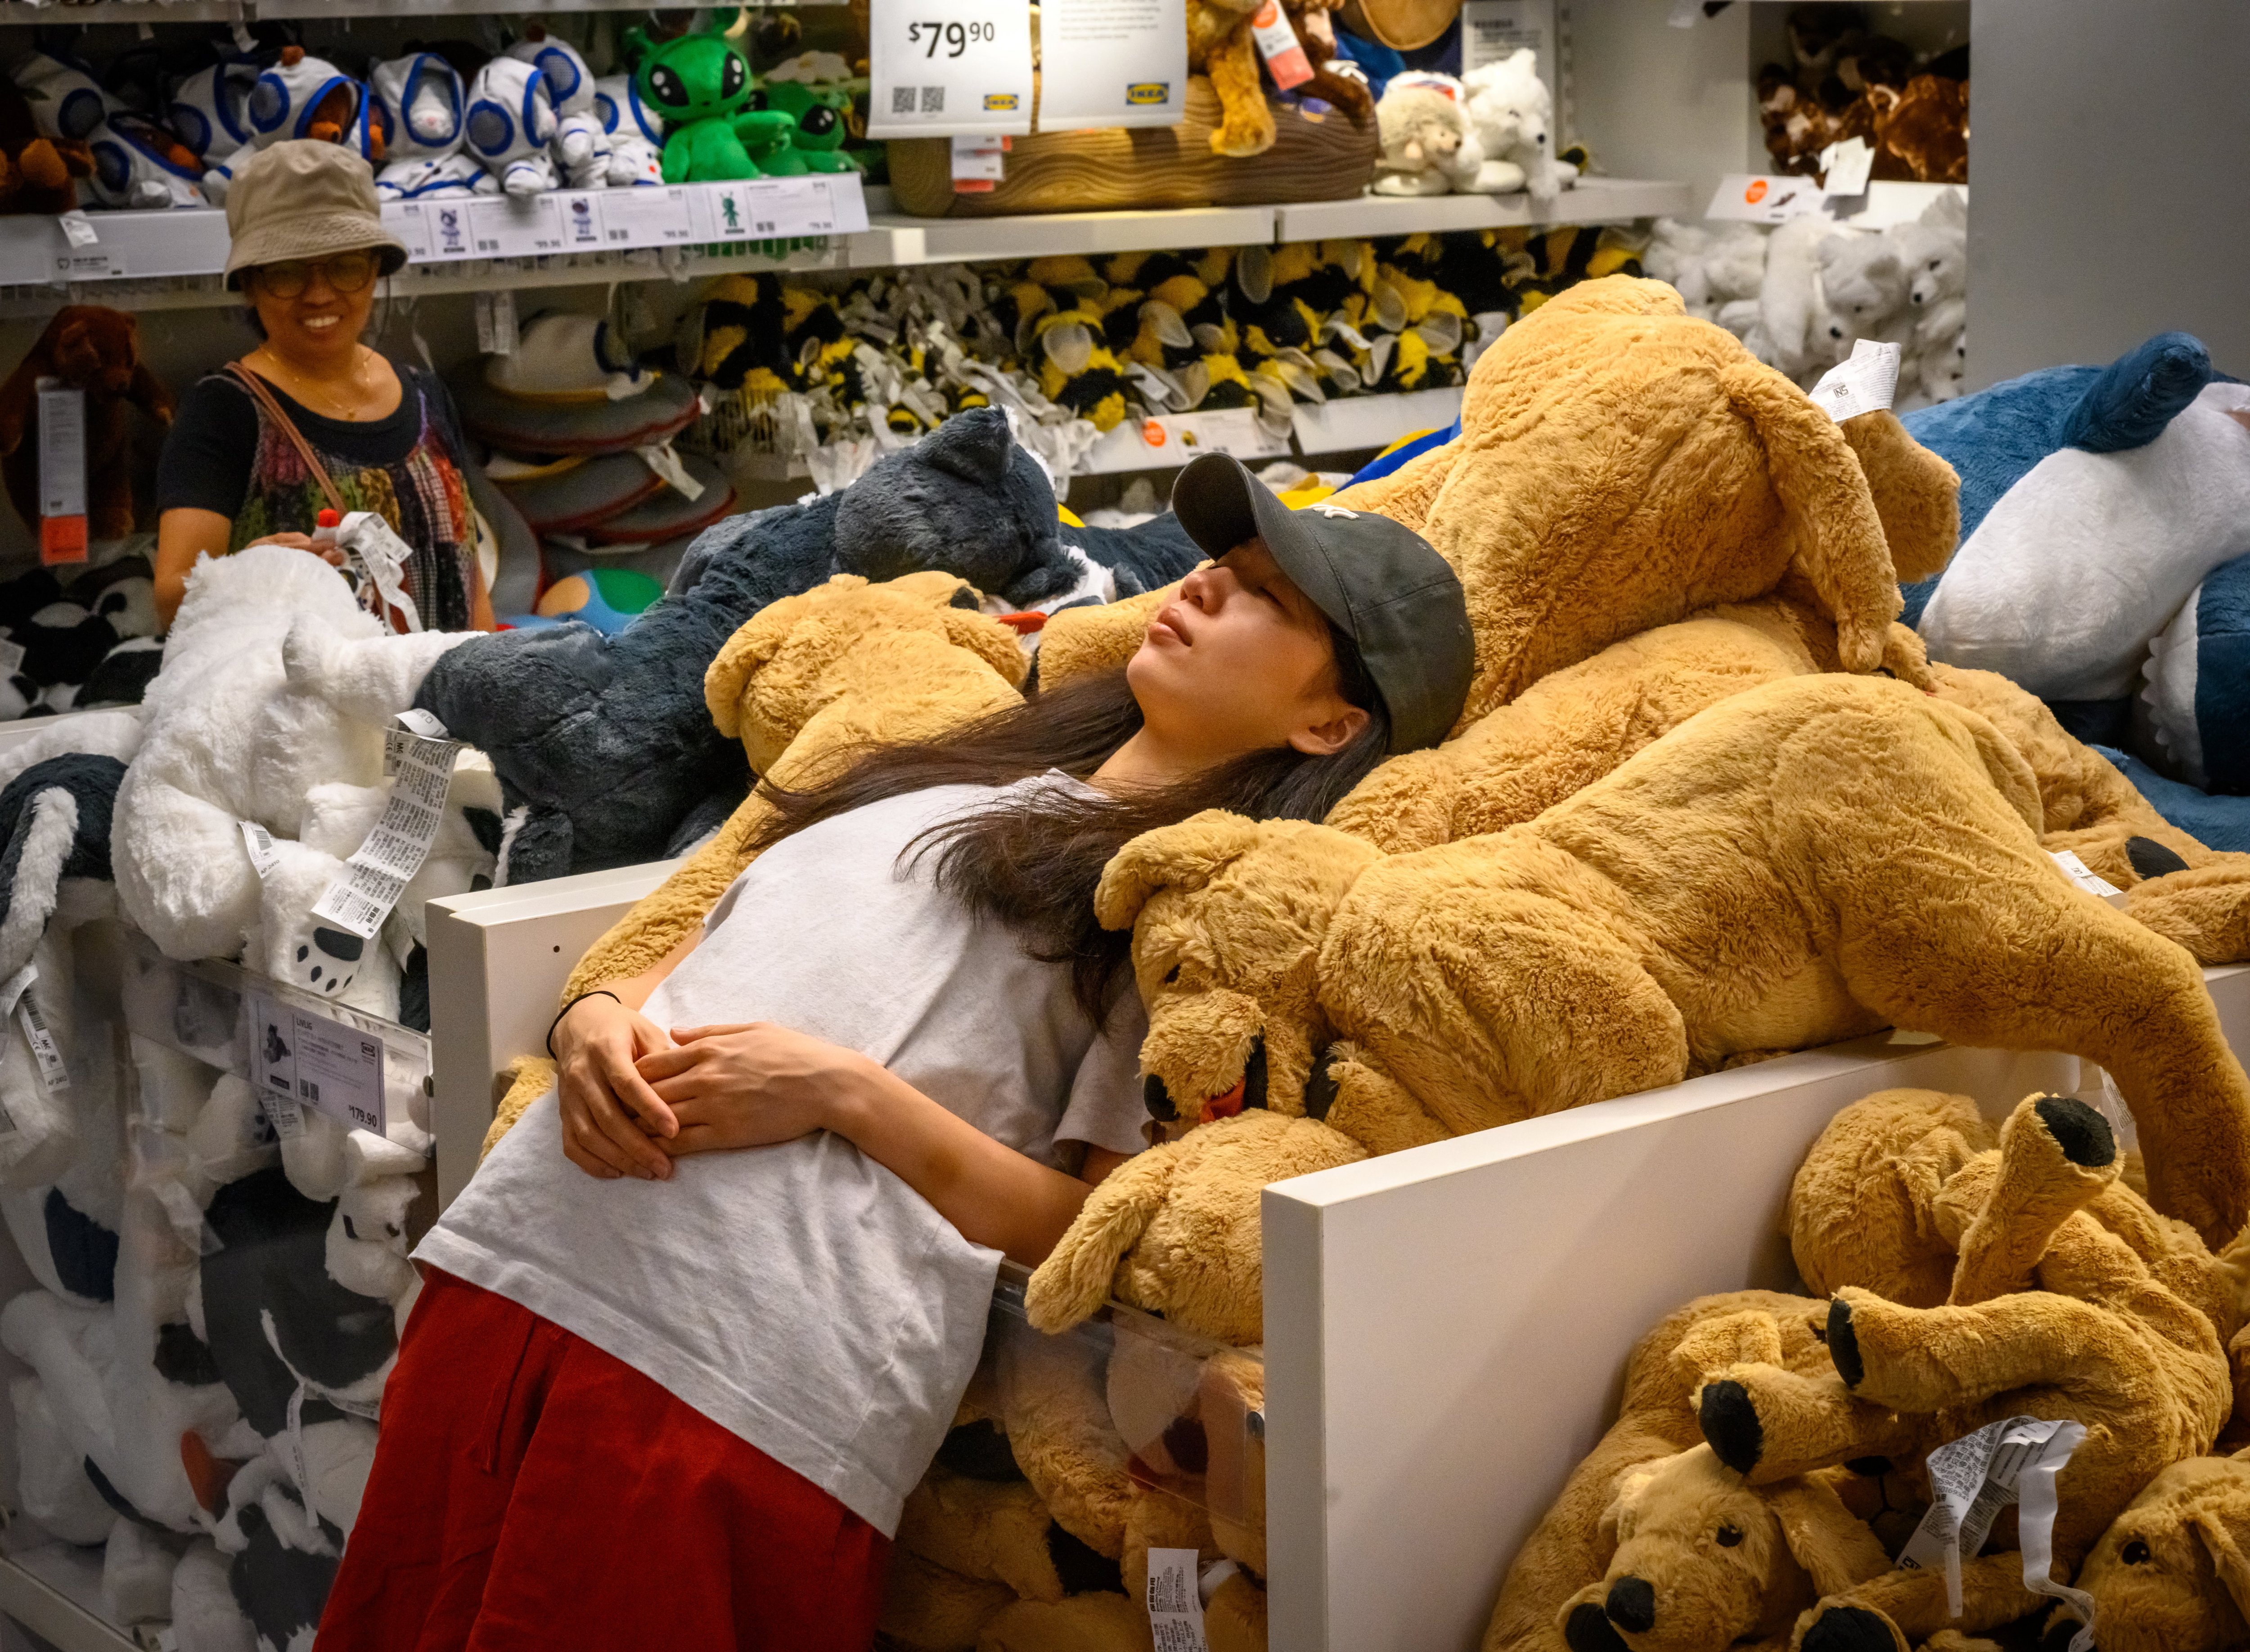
[848,204,1280,267]
[1271,176,1695,242]
[1293,386,1461,456]
[0,1551,137,1652]
[0,177,1695,315]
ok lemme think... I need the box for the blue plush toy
[416,409,1202,884]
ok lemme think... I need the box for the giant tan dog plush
[1049,673,2250,1261]
[2054,1450,2250,1652]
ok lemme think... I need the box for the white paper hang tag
[1897,1414,2092,1647]
[474,292,516,356]
[56,213,99,250]
[15,975,69,1096]
[334,512,424,634]
[2049,850,2128,908]
[635,443,707,501]
[950,134,1006,191]
[868,0,1035,137]
[1819,135,1875,196]
[1146,1546,1211,1652]
[240,821,281,881]
[36,382,87,566]
[0,640,24,677]
[310,724,464,943]
[1810,339,1902,423]
[1248,0,1314,88]
[250,991,387,1137]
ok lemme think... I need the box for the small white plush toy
[14,50,108,146]
[244,46,375,155]
[1643,218,1768,327]
[463,57,559,197]
[1813,229,1911,354]
[1373,73,1482,197]
[1748,216,1846,382]
[504,29,608,189]
[1892,189,1968,404]
[1461,49,1574,200]
[592,73,667,188]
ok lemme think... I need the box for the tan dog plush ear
[2189,1508,2250,1626]
[1839,409,1961,587]
[1025,1139,1182,1333]
[1720,362,1903,675]
[1095,811,1268,931]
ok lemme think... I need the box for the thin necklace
[256,346,379,422]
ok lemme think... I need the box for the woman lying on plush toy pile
[315,455,1474,1652]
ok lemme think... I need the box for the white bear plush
[1643,217,1767,328]
[110,546,471,996]
[1747,216,1846,382]
[1893,189,1968,404]
[1461,49,1575,200]
[1813,229,1911,356]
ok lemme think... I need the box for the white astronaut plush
[167,59,261,201]
[591,72,666,188]
[463,57,559,197]
[370,54,465,162]
[505,32,608,190]
[245,46,376,157]
[13,50,107,146]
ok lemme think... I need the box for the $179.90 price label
[868,0,1035,138]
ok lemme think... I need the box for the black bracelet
[546,990,621,1059]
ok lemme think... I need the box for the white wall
[1566,0,1754,217]
[1969,0,2250,387]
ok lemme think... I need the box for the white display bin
[427,877,2250,1651]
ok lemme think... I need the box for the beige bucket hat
[222,139,410,289]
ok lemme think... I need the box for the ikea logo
[1127,82,1171,105]
[984,92,1020,110]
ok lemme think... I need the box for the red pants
[318,1269,890,1652]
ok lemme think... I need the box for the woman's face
[1126,538,1370,765]
[248,253,378,366]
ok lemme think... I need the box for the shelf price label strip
[382,176,868,267]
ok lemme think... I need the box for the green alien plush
[629,15,801,182]
[756,81,864,175]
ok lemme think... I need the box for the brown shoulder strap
[224,362,348,518]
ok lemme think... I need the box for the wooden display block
[888,76,1376,219]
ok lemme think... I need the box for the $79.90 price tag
[868,0,1034,139]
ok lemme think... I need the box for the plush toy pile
[1756,3,1969,185]
[680,225,1644,493]
[0,13,872,215]
[1371,51,1578,202]
[1644,189,1967,404]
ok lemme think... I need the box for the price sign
[381,202,433,260]
[1705,173,1831,224]
[1038,0,1188,130]
[1137,407,1291,462]
[601,186,694,246]
[868,0,1035,138]
[467,194,566,257]
[250,992,388,1137]
[706,178,841,241]
[1462,0,1557,98]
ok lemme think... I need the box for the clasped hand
[554,995,865,1182]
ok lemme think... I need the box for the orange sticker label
[1141,419,1167,446]
[1745,179,1769,203]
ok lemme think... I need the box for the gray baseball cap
[1169,452,1473,753]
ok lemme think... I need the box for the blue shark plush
[1903,332,2250,847]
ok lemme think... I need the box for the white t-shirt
[417,777,1149,1535]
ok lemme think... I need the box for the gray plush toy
[416,408,1201,884]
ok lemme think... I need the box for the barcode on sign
[300,1078,320,1104]
[476,238,500,252]
[754,219,779,234]
[922,86,945,112]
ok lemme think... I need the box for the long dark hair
[751,629,1390,1024]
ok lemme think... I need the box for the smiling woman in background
[151,140,494,633]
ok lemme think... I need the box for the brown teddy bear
[0,76,91,215]
[0,305,175,543]
[1074,673,2250,1244]
[1691,1093,2235,1649]
[2051,1450,2250,1652]
[1189,0,1372,159]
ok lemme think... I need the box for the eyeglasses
[252,250,381,299]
